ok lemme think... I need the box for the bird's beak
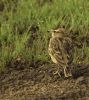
[47,30,55,32]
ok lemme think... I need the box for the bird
[48,27,73,78]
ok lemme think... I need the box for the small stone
[60,90,64,94]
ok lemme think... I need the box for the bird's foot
[53,69,64,78]
[64,68,72,78]
[64,72,72,78]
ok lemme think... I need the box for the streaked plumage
[48,28,73,77]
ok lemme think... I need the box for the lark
[48,28,73,78]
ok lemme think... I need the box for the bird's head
[48,28,66,38]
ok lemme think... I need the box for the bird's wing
[48,37,68,67]
[63,37,74,64]
[64,37,73,49]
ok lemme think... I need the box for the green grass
[0,0,89,71]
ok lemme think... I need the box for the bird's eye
[54,30,56,32]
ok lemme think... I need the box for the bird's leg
[64,66,72,77]
[53,65,64,77]
[57,66,64,77]
[53,67,59,74]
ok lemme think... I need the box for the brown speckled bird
[48,28,73,77]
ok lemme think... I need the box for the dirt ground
[0,63,89,100]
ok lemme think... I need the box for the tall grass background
[0,0,89,71]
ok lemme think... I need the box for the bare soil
[0,63,89,100]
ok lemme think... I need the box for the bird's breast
[50,53,58,64]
